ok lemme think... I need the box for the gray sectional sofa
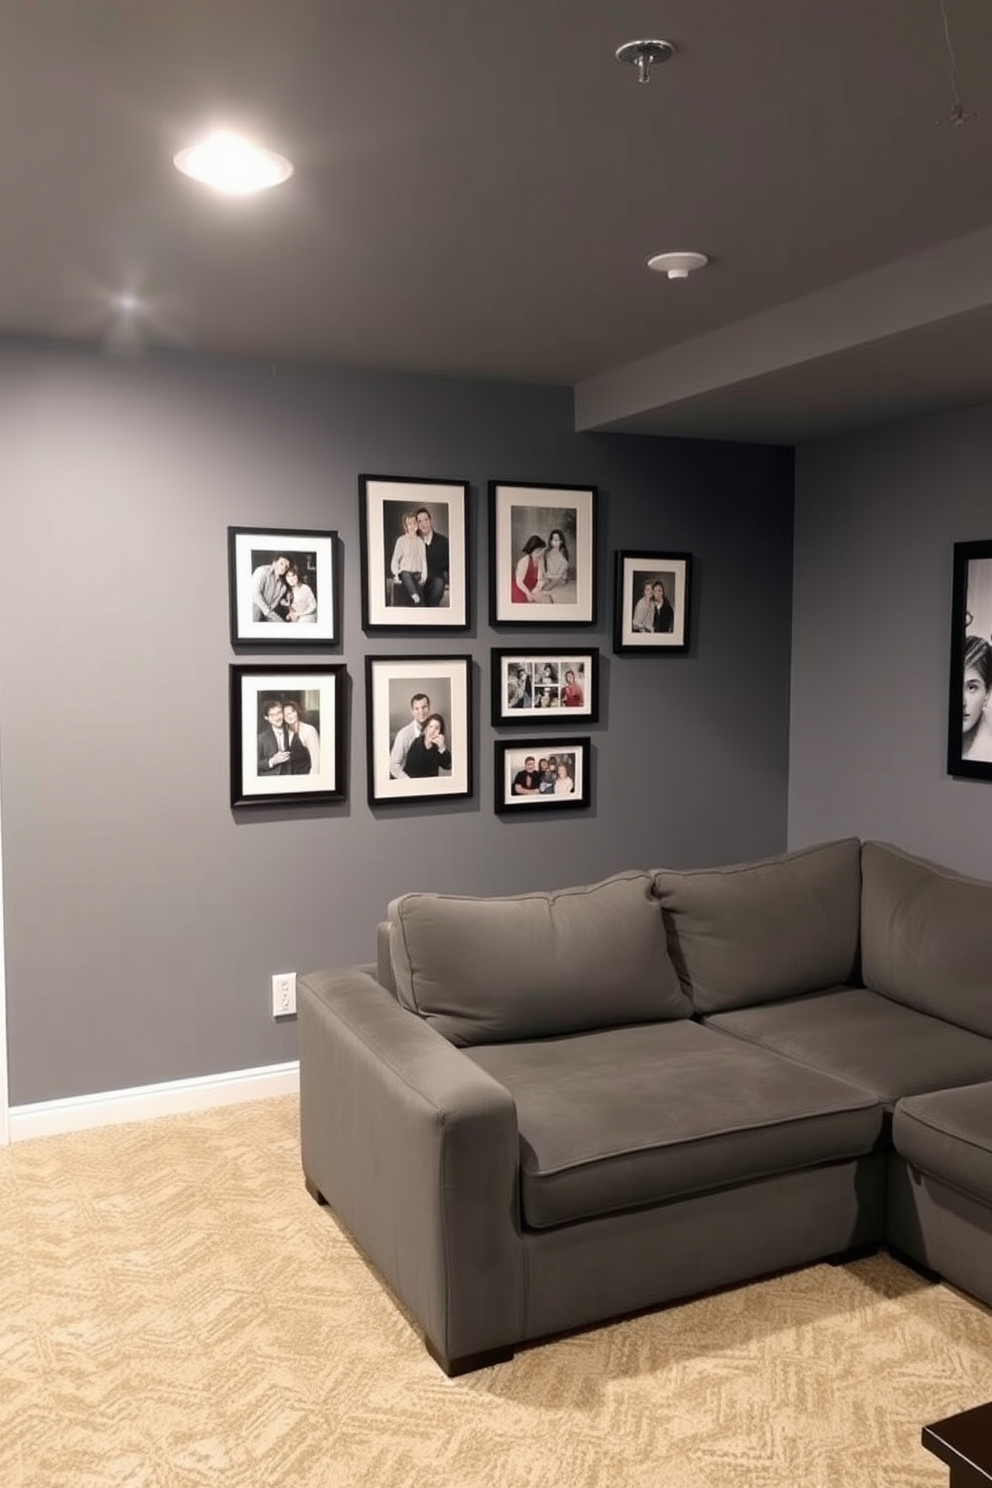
[298,838,992,1375]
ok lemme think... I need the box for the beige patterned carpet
[2,1095,992,1488]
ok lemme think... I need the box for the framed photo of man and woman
[614,550,691,653]
[948,539,992,782]
[491,648,599,725]
[230,664,347,807]
[490,481,597,626]
[366,655,472,805]
[228,527,339,646]
[494,738,591,813]
[359,475,470,632]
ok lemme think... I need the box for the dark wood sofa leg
[425,1336,515,1377]
[886,1244,941,1283]
[304,1175,328,1206]
[824,1241,881,1266]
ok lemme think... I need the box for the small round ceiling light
[615,39,675,84]
[647,251,709,280]
[173,130,294,195]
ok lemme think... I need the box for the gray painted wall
[790,401,992,877]
[0,340,793,1105]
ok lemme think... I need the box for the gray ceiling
[5,0,992,443]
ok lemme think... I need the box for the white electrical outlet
[271,972,296,1018]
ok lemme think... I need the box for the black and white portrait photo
[948,540,992,781]
[490,482,596,625]
[228,527,338,646]
[614,550,691,653]
[366,655,472,804]
[359,475,469,631]
[230,665,346,806]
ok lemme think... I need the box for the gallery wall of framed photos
[4,333,803,1115]
[226,472,698,818]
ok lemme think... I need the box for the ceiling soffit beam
[575,224,992,433]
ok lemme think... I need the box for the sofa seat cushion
[464,1020,882,1230]
[651,838,861,1015]
[387,870,691,1046]
[895,1083,992,1205]
[861,841,992,1039]
[707,987,992,1109]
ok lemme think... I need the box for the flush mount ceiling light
[647,251,709,280]
[173,130,294,195]
[615,39,675,84]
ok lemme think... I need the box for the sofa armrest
[298,967,523,1368]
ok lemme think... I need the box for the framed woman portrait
[490,481,597,626]
[230,664,347,807]
[948,538,992,781]
[228,527,339,646]
[491,648,600,725]
[366,654,473,805]
[359,474,470,632]
[614,550,691,654]
[495,737,591,813]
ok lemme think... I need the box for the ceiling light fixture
[647,251,709,280]
[173,130,294,195]
[615,39,675,84]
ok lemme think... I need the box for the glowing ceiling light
[173,131,294,195]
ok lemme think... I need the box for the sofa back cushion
[387,870,692,1045]
[375,921,397,997]
[651,838,862,1014]
[861,841,992,1037]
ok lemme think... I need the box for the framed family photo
[495,737,591,813]
[228,527,338,646]
[614,550,691,653]
[490,481,597,626]
[948,538,992,781]
[230,664,347,807]
[491,648,599,725]
[359,474,470,632]
[366,655,472,805]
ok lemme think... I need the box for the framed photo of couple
[948,538,992,782]
[228,527,339,646]
[490,481,597,626]
[366,655,472,806]
[491,648,599,725]
[614,550,691,653]
[230,664,347,808]
[494,737,591,813]
[359,475,470,632]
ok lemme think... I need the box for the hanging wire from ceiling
[938,0,977,125]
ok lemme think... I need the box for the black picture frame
[359,474,470,632]
[230,664,347,807]
[489,480,597,626]
[228,527,339,647]
[614,550,691,654]
[948,539,992,781]
[366,654,473,805]
[491,647,600,725]
[494,737,591,813]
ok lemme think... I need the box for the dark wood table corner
[923,1400,992,1486]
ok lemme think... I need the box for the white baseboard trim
[7,1060,300,1143]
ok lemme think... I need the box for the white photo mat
[615,552,690,651]
[234,667,344,803]
[491,482,596,625]
[361,477,468,630]
[367,655,472,803]
[492,649,598,724]
[229,528,337,644]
